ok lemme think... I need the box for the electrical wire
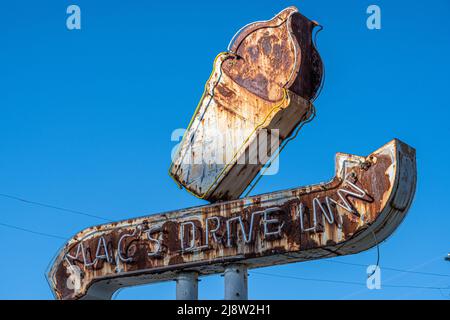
[368,229,380,277]
[325,260,450,278]
[0,221,67,240]
[0,193,112,222]
[250,270,450,290]
[311,24,325,102]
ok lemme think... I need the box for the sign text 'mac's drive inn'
[48,140,416,300]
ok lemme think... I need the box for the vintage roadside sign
[47,139,416,300]
[169,7,323,202]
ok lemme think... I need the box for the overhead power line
[0,222,67,240]
[0,193,112,222]
[251,271,450,291]
[252,270,364,287]
[325,260,450,278]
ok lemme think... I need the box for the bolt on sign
[169,6,323,202]
[47,140,416,300]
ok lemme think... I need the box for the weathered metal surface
[48,139,416,300]
[175,272,198,300]
[169,6,323,202]
[224,265,248,300]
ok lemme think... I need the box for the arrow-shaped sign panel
[47,139,416,300]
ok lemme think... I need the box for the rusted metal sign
[48,139,416,300]
[169,7,323,202]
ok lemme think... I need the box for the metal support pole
[176,272,198,300]
[224,264,248,300]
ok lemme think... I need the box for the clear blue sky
[1,0,449,299]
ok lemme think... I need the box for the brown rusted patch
[216,84,235,99]
[223,7,322,101]
[169,255,185,266]
[162,220,180,253]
